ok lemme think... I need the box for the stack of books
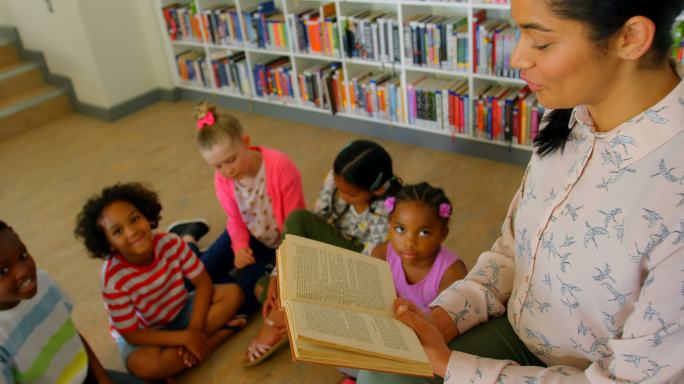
[200,4,244,45]
[340,10,400,63]
[472,11,520,78]
[163,3,203,42]
[403,15,469,72]
[210,51,251,96]
[473,84,545,145]
[176,50,210,88]
[252,57,295,102]
[345,70,405,123]
[298,62,344,112]
[406,77,469,133]
[288,3,340,57]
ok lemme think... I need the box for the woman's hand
[394,298,452,377]
[235,247,255,268]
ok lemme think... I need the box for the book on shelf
[404,15,469,72]
[163,3,202,42]
[176,50,210,88]
[345,69,404,123]
[253,57,294,102]
[276,235,433,377]
[340,10,400,64]
[243,0,283,50]
[201,4,242,45]
[298,62,343,112]
[210,51,251,96]
[407,77,468,133]
[473,13,520,78]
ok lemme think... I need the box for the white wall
[0,0,11,25]
[1,0,173,108]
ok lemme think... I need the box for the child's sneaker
[167,219,210,242]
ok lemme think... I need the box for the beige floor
[0,101,525,383]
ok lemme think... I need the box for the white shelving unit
[155,0,534,152]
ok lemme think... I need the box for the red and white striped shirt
[101,233,204,335]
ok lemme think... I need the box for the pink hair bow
[439,203,452,218]
[384,197,396,213]
[196,111,215,130]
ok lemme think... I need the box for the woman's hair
[0,220,9,233]
[534,0,684,158]
[74,182,162,258]
[333,140,400,196]
[194,101,244,151]
[394,182,452,226]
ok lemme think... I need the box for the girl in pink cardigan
[187,101,305,317]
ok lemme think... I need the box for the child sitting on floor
[74,183,246,381]
[372,182,467,312]
[0,220,143,384]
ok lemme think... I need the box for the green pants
[283,209,364,253]
[356,316,546,383]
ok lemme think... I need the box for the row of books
[209,51,252,96]
[404,15,469,71]
[474,84,544,145]
[241,0,286,50]
[407,77,470,132]
[673,21,684,64]
[176,50,210,88]
[288,3,340,57]
[340,11,401,64]
[252,56,295,102]
[298,62,343,111]
[163,3,202,42]
[200,4,244,45]
[345,71,405,123]
[473,11,520,78]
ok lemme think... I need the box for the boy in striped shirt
[75,183,246,382]
[0,220,142,384]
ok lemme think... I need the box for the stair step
[0,42,19,67]
[0,62,43,101]
[0,85,71,141]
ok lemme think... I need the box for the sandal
[242,336,288,367]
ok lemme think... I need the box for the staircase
[0,38,71,141]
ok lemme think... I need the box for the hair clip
[384,197,396,213]
[439,203,452,218]
[196,111,215,130]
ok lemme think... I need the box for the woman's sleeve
[443,243,684,384]
[431,185,520,334]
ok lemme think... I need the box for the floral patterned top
[314,170,390,255]
[434,65,684,383]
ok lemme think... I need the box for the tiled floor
[0,100,525,383]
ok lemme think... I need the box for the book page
[279,235,396,315]
[286,300,429,364]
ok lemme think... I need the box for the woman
[358,0,684,383]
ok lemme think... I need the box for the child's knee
[284,209,313,234]
[126,349,176,380]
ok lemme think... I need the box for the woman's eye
[532,43,550,50]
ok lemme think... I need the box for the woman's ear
[616,16,656,61]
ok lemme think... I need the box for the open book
[277,235,433,377]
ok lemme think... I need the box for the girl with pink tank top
[372,183,467,312]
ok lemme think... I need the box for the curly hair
[74,182,162,258]
[393,182,452,226]
[0,220,9,233]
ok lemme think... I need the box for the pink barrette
[384,197,396,213]
[196,111,215,130]
[439,203,452,218]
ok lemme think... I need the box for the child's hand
[235,247,255,268]
[182,329,210,362]
[177,346,199,367]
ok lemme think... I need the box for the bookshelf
[155,0,544,153]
